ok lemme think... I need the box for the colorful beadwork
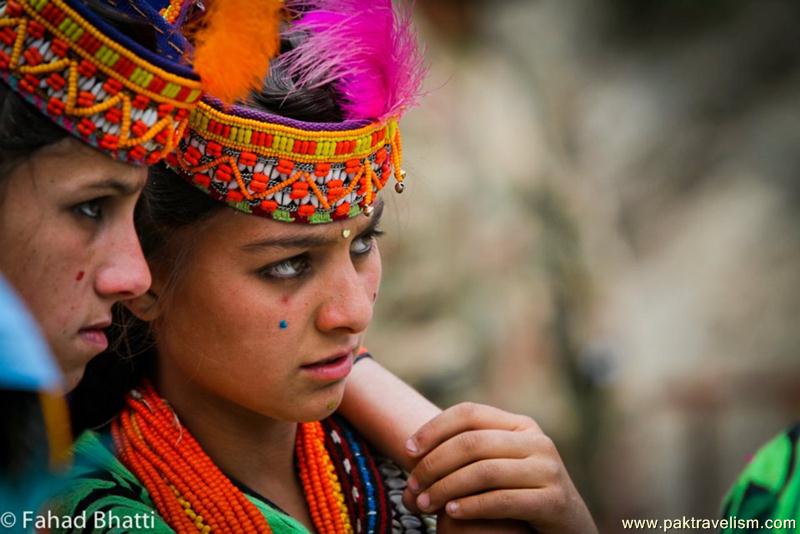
[325,417,385,533]
[110,382,435,533]
[0,0,202,164]
[166,97,407,224]
[279,320,288,329]
[113,382,354,534]
[323,415,438,534]
[296,422,354,533]
[159,0,182,24]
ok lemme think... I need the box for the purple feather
[280,0,426,121]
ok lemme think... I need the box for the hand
[402,402,597,534]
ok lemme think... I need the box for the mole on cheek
[76,271,85,281]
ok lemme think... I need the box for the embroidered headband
[0,0,202,164]
[166,0,425,224]
[166,96,404,224]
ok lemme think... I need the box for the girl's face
[152,202,383,423]
[0,138,150,390]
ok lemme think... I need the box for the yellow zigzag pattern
[0,15,186,154]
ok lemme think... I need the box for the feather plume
[189,0,284,105]
[280,0,426,121]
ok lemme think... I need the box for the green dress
[721,423,800,533]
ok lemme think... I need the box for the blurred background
[366,0,800,531]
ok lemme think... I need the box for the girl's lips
[300,353,353,382]
[78,328,109,351]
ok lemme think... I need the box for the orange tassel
[38,390,72,470]
[191,0,283,105]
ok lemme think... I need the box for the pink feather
[280,0,426,121]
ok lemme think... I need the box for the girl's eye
[73,199,103,220]
[261,256,311,279]
[350,236,373,256]
[350,229,384,256]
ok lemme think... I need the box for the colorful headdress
[0,0,202,164]
[166,0,425,224]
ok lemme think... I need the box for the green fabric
[720,423,800,533]
[49,430,310,534]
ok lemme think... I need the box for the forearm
[339,357,441,471]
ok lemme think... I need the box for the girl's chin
[62,367,85,393]
[293,392,345,422]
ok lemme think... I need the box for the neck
[155,364,299,503]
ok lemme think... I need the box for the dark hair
[0,84,67,184]
[69,36,346,433]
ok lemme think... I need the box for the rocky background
[366,0,800,530]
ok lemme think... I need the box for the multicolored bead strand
[324,416,392,534]
[296,422,354,534]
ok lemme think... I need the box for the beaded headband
[0,0,202,164]
[165,0,424,224]
[165,96,406,224]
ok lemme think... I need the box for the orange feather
[191,0,283,105]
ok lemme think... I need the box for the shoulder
[47,429,173,534]
[721,423,800,525]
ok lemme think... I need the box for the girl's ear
[123,290,160,321]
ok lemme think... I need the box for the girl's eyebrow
[241,200,385,252]
[85,177,141,195]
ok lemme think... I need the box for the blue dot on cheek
[279,320,288,330]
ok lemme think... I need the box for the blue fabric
[72,0,198,70]
[141,0,170,10]
[0,472,67,533]
[0,275,61,391]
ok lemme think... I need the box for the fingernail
[417,492,430,511]
[446,501,459,516]
[405,437,418,455]
[407,475,420,494]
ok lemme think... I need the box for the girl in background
[0,0,204,517]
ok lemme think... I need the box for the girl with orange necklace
[56,1,597,532]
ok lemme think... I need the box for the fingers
[408,429,535,491]
[445,488,561,522]
[406,402,539,459]
[401,404,597,533]
[413,457,561,513]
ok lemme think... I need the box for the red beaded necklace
[111,381,353,533]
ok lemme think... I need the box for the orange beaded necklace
[111,381,353,533]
